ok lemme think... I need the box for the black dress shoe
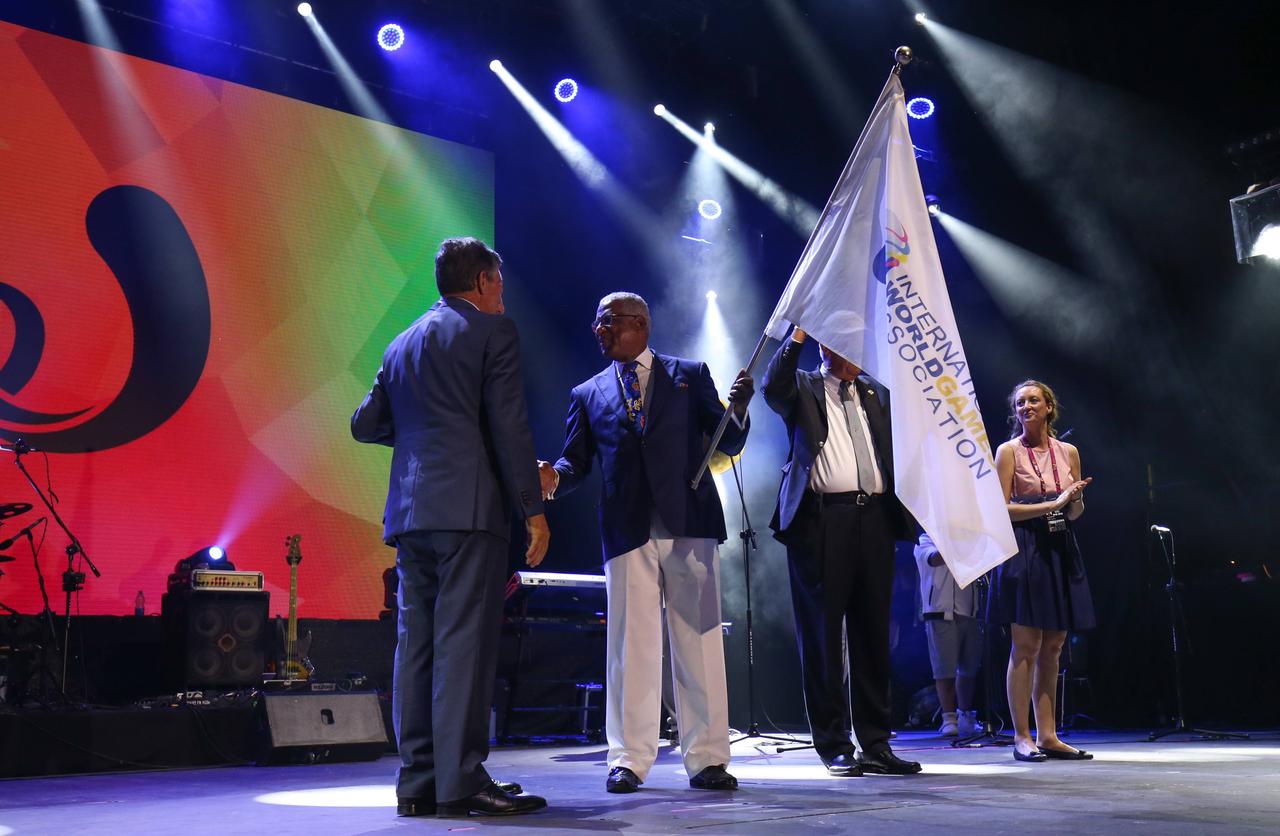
[606,766,641,794]
[1014,747,1048,762]
[1039,746,1093,760]
[825,753,864,777]
[396,797,436,817]
[495,780,523,795]
[437,782,547,817]
[689,764,739,790]
[856,747,922,775]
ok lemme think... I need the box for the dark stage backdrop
[0,22,494,618]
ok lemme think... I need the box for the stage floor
[3,731,1278,834]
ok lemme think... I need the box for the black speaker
[161,590,269,689]
[254,691,388,765]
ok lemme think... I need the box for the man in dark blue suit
[540,292,754,794]
[352,237,549,818]
[762,326,921,778]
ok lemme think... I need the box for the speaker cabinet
[161,590,269,689]
[255,691,388,765]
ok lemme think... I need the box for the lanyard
[1021,437,1062,495]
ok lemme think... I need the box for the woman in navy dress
[988,380,1095,762]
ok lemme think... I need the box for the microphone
[1151,524,1171,535]
[0,517,45,550]
[0,438,34,454]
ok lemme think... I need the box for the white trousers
[604,536,730,781]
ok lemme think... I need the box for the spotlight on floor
[907,97,936,120]
[914,12,927,24]
[377,23,404,51]
[698,198,723,220]
[705,290,718,302]
[653,103,667,117]
[554,78,579,103]
[297,2,313,17]
[926,195,942,217]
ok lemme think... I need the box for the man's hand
[791,326,807,344]
[729,368,755,416]
[537,460,558,499]
[525,513,550,567]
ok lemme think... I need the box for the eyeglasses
[591,313,642,330]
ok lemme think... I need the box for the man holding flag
[757,61,1017,774]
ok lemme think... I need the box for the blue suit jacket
[351,297,543,544]
[552,351,749,561]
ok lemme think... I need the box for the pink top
[1011,436,1074,500]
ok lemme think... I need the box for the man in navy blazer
[352,237,549,818]
[762,326,920,778]
[540,291,754,794]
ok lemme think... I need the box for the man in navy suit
[762,326,921,777]
[352,237,550,818]
[540,291,754,794]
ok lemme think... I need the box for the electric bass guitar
[280,534,314,681]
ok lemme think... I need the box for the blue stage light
[907,97,935,120]
[377,23,405,52]
[296,3,312,17]
[553,78,579,103]
[698,199,723,220]
[208,546,225,561]
[706,290,718,302]
[925,195,941,216]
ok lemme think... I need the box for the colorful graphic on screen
[0,22,494,618]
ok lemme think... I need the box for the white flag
[764,73,1015,587]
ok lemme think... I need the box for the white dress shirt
[808,370,885,495]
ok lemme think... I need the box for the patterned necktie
[621,360,646,434]
[839,380,878,492]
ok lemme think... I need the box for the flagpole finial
[893,45,913,74]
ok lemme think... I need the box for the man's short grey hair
[598,292,650,321]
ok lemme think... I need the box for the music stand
[1147,525,1248,742]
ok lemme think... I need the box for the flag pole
[690,332,771,489]
[691,46,915,491]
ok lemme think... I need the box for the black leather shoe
[495,780,523,795]
[396,797,436,817]
[606,766,641,794]
[825,753,864,777]
[856,747,922,775]
[689,764,739,790]
[437,782,547,817]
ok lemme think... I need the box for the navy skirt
[987,507,1095,632]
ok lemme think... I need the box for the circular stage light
[925,195,941,216]
[704,121,715,133]
[907,97,936,120]
[489,59,503,72]
[698,199,723,220]
[554,78,579,103]
[208,546,226,561]
[377,24,405,52]
[653,103,667,117]
[297,3,313,17]
[706,290,718,302]
[915,13,928,24]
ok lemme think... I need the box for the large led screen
[0,22,494,618]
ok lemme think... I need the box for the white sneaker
[957,710,978,735]
[938,711,958,736]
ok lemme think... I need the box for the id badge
[1045,510,1067,533]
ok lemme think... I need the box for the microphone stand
[8,446,99,695]
[1147,525,1247,742]
[953,573,1013,748]
[725,454,808,748]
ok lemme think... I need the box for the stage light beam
[297,3,313,17]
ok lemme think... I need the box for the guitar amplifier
[161,589,270,689]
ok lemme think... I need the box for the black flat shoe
[825,753,864,777]
[1013,747,1048,762]
[396,797,436,817]
[689,764,739,790]
[606,766,641,794]
[856,748,922,775]
[1039,746,1093,760]
[437,782,547,817]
